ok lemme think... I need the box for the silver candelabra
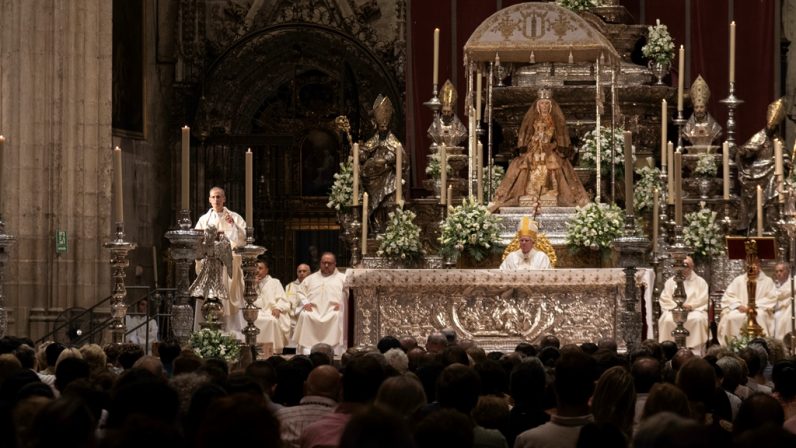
[103,222,137,344]
[165,209,203,347]
[235,227,266,349]
[668,228,692,348]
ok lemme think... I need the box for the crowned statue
[488,89,589,212]
[360,94,408,233]
[683,75,722,149]
[737,97,789,231]
[428,80,468,147]
[189,225,233,329]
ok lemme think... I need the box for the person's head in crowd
[580,342,598,355]
[306,364,341,400]
[441,327,458,345]
[339,406,416,448]
[132,355,165,378]
[384,348,409,374]
[593,347,626,377]
[540,334,560,349]
[117,343,145,370]
[436,363,481,414]
[375,373,427,418]
[416,358,443,404]
[716,355,743,393]
[763,337,786,365]
[16,381,55,402]
[183,383,227,446]
[0,369,40,404]
[772,359,796,402]
[414,408,474,448]
[78,343,107,375]
[407,347,427,372]
[157,339,182,375]
[426,332,447,354]
[747,343,770,374]
[440,345,469,367]
[554,351,597,415]
[472,394,510,433]
[169,372,209,415]
[54,357,90,393]
[632,357,661,394]
[54,347,83,368]
[400,336,418,353]
[660,340,678,361]
[474,359,508,397]
[245,360,278,398]
[342,354,386,404]
[62,378,108,423]
[13,344,36,370]
[538,346,560,368]
[670,348,695,373]
[0,336,21,354]
[466,346,487,365]
[273,356,312,406]
[499,352,523,378]
[265,354,287,369]
[633,411,702,448]
[107,374,179,429]
[515,342,537,357]
[486,351,504,362]
[0,353,22,384]
[311,342,335,361]
[103,343,122,368]
[223,372,266,399]
[738,347,764,379]
[44,342,65,374]
[597,337,617,353]
[378,335,402,354]
[576,422,626,448]
[629,347,654,365]
[30,397,97,448]
[12,395,52,448]
[733,393,785,437]
[173,352,203,376]
[734,425,796,448]
[705,344,730,359]
[309,351,332,367]
[195,394,280,448]
[591,366,636,439]
[675,357,716,422]
[510,357,546,410]
[640,339,664,361]
[560,344,582,355]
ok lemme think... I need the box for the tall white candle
[477,142,484,203]
[595,58,602,204]
[447,185,453,209]
[113,146,124,223]
[395,147,403,205]
[677,45,685,112]
[152,246,159,286]
[624,131,634,213]
[667,142,675,204]
[674,150,683,225]
[181,126,190,210]
[723,141,730,199]
[0,135,4,214]
[661,99,667,168]
[361,192,369,255]
[653,188,659,253]
[775,140,784,203]
[476,69,482,122]
[729,21,736,84]
[245,148,253,225]
[439,144,447,205]
[757,185,764,236]
[433,28,440,86]
[352,143,360,206]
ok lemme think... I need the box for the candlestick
[352,143,360,206]
[729,21,736,84]
[152,246,159,286]
[361,192,369,255]
[653,188,659,253]
[395,147,403,205]
[476,68,482,122]
[661,99,667,167]
[113,146,124,223]
[757,185,764,236]
[439,144,447,205]
[667,142,675,204]
[433,28,440,86]
[723,141,730,199]
[674,150,682,225]
[245,148,253,225]
[624,131,634,213]
[181,126,190,210]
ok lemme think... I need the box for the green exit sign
[55,231,67,253]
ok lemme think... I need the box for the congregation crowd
[1,330,796,448]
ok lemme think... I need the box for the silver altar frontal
[346,268,635,352]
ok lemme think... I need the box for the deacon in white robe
[284,263,311,347]
[253,260,290,353]
[293,253,346,355]
[194,186,247,337]
[657,256,709,349]
[126,299,158,353]
[718,263,777,345]
[771,262,795,340]
[500,216,552,270]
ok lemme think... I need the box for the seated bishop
[718,261,777,345]
[657,256,709,350]
[500,217,552,270]
[253,259,290,354]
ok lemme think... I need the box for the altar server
[293,252,346,355]
[657,256,709,350]
[254,259,290,353]
[718,262,777,345]
[500,217,552,270]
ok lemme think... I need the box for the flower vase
[648,60,670,85]
[698,178,712,199]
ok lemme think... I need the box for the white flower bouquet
[439,197,502,262]
[377,206,425,262]
[694,153,718,178]
[556,0,600,12]
[683,202,723,257]
[578,126,632,178]
[425,151,452,179]
[327,156,360,211]
[634,166,663,212]
[642,20,675,64]
[565,202,624,250]
[190,328,241,364]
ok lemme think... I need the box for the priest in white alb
[254,259,290,354]
[718,262,777,345]
[293,252,346,355]
[195,186,247,336]
[657,256,709,349]
[284,263,311,349]
[500,217,552,270]
[771,262,795,340]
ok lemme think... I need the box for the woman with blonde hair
[591,366,636,440]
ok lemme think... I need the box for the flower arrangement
[565,202,624,250]
[683,202,724,258]
[377,206,425,262]
[190,328,241,364]
[578,126,632,178]
[425,151,452,179]
[439,197,502,262]
[327,157,360,211]
[694,153,718,178]
[634,166,663,212]
[642,19,676,64]
[486,164,505,199]
[556,0,600,12]
[726,333,754,353]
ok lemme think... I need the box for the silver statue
[189,225,233,326]
[428,80,467,147]
[683,75,722,149]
